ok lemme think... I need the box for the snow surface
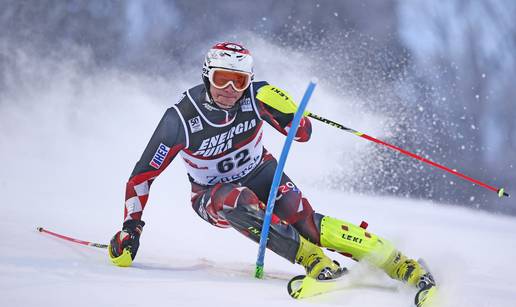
[1,41,516,307]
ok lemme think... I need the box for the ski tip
[287,274,340,299]
[415,284,437,307]
[287,275,306,299]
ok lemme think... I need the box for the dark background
[2,0,515,214]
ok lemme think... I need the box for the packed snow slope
[1,41,515,307]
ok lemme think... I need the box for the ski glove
[257,85,309,115]
[108,220,145,267]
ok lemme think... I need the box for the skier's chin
[214,97,239,109]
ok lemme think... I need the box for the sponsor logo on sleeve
[188,116,203,133]
[149,143,171,169]
[240,98,252,112]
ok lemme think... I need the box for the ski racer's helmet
[202,42,254,102]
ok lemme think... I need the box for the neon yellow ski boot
[382,255,437,306]
[295,236,344,280]
[318,216,437,306]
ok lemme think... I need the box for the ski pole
[255,80,316,279]
[306,112,509,198]
[37,226,108,249]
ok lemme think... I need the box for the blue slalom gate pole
[255,80,317,278]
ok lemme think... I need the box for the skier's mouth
[216,100,235,108]
[217,92,238,99]
[213,94,239,107]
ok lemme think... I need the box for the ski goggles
[208,68,252,92]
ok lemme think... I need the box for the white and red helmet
[202,42,254,84]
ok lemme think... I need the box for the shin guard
[319,216,429,287]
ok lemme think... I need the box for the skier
[108,42,436,306]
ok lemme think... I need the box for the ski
[287,275,337,299]
[287,267,349,299]
[415,285,437,307]
[414,259,438,307]
[288,263,438,307]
